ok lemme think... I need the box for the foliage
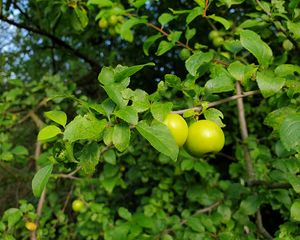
[1,0,300,239]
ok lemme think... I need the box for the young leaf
[103,83,129,107]
[87,0,113,7]
[32,164,53,198]
[204,108,225,127]
[2,208,23,229]
[98,66,114,85]
[291,200,300,221]
[150,102,173,122]
[240,30,273,67]
[158,13,177,27]
[64,114,107,143]
[156,40,174,56]
[120,17,147,42]
[79,142,100,175]
[114,62,155,83]
[208,14,231,30]
[103,149,116,165]
[256,70,285,98]
[118,207,132,220]
[186,7,203,24]
[136,120,179,161]
[38,125,62,141]
[113,123,131,152]
[114,106,138,125]
[44,110,67,127]
[143,34,163,56]
[280,113,300,152]
[185,51,214,76]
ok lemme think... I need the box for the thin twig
[256,210,273,240]
[236,82,273,239]
[203,0,209,17]
[172,90,259,114]
[62,187,74,213]
[146,23,193,51]
[236,82,255,181]
[154,201,221,239]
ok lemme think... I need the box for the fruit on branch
[185,119,225,156]
[283,39,293,51]
[72,199,84,212]
[99,18,108,29]
[163,113,188,147]
[208,30,220,40]
[179,48,191,61]
[25,222,37,231]
[212,36,224,47]
[109,15,118,25]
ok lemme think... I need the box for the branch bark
[172,90,259,115]
[236,81,273,239]
[0,16,99,69]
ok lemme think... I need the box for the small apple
[25,222,37,231]
[185,119,225,156]
[72,199,84,212]
[164,113,188,147]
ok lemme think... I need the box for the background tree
[1,0,300,239]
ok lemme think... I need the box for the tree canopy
[1,0,300,239]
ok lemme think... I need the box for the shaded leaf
[240,30,273,67]
[44,110,67,127]
[32,164,53,198]
[136,120,179,161]
[64,114,107,142]
[280,114,300,152]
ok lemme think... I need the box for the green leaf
[150,102,173,122]
[98,66,114,85]
[291,200,300,221]
[264,107,297,133]
[280,114,300,152]
[187,216,205,232]
[256,70,285,98]
[103,83,129,107]
[164,74,181,88]
[114,106,138,125]
[131,89,150,112]
[118,207,132,220]
[287,21,300,40]
[32,164,53,198]
[143,34,163,56]
[208,14,231,30]
[204,108,225,127]
[121,17,147,42]
[156,40,174,56]
[2,208,22,229]
[185,51,214,76]
[103,149,116,165]
[181,159,194,171]
[227,61,257,84]
[158,13,177,27]
[185,27,196,41]
[205,73,235,93]
[87,0,113,7]
[114,63,155,82]
[64,114,107,143]
[240,30,273,67]
[186,7,203,24]
[133,213,154,228]
[288,176,300,193]
[79,142,100,175]
[113,123,130,152]
[74,8,88,29]
[274,64,300,77]
[136,120,179,161]
[11,145,28,156]
[38,125,62,141]
[240,195,261,215]
[44,110,67,127]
